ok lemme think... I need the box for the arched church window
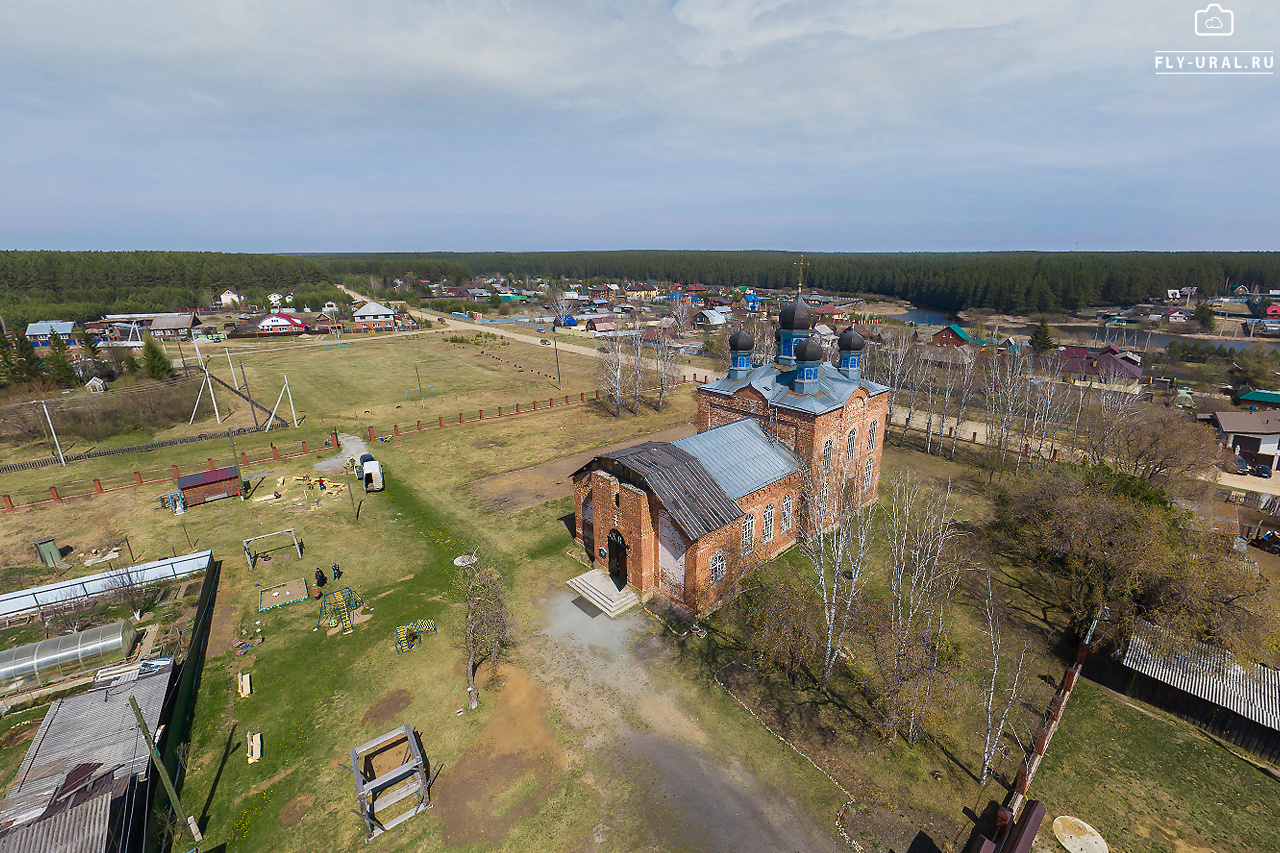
[742,514,755,554]
[864,458,874,490]
[846,429,857,462]
[823,439,833,476]
[763,505,775,543]
[781,495,793,534]
[868,420,877,451]
[711,550,726,584]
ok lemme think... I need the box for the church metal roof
[578,442,743,541]
[673,419,799,500]
[699,361,888,417]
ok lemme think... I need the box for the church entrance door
[607,529,628,589]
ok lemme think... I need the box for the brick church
[572,294,890,614]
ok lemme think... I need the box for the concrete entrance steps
[567,570,640,618]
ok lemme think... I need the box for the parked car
[359,453,384,492]
[540,339,551,346]
[1252,464,1273,478]
[1229,455,1250,475]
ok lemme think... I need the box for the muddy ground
[468,424,697,513]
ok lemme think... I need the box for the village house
[23,321,78,348]
[573,295,888,614]
[1236,388,1280,411]
[148,313,201,341]
[693,309,727,329]
[1211,410,1280,469]
[931,323,976,348]
[352,301,397,332]
[256,313,310,334]
[218,289,246,308]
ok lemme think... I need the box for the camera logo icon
[1195,4,1234,36]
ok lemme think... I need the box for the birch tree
[795,463,875,690]
[596,334,626,417]
[670,299,693,337]
[978,569,1027,785]
[627,322,645,413]
[869,474,963,744]
[551,290,573,327]
[949,352,979,459]
[457,558,511,710]
[867,327,913,434]
[652,330,681,411]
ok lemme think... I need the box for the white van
[359,453,384,492]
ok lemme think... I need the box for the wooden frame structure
[243,528,302,569]
[349,725,432,841]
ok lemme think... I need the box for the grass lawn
[1033,678,1280,853]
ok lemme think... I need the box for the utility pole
[129,696,203,844]
[552,333,562,390]
[40,401,66,466]
[344,466,358,521]
[239,360,259,430]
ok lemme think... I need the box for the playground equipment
[318,587,364,634]
[349,725,433,841]
[258,578,309,611]
[161,490,186,515]
[243,528,303,569]
[394,620,437,654]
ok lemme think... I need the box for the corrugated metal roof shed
[674,419,798,500]
[0,786,113,853]
[176,466,240,490]
[584,443,743,541]
[24,321,75,338]
[147,314,198,331]
[1122,620,1280,731]
[0,657,172,831]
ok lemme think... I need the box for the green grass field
[0,339,1276,853]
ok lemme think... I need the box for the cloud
[1205,16,1224,28]
[0,1,1276,250]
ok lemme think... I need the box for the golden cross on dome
[793,254,808,294]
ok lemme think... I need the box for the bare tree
[670,299,693,337]
[980,350,1029,471]
[1080,363,1143,464]
[551,290,573,327]
[750,318,777,365]
[867,327,914,439]
[795,462,875,690]
[977,569,1027,785]
[742,564,824,688]
[106,564,163,621]
[949,352,979,459]
[869,473,962,744]
[653,330,682,411]
[457,558,511,710]
[626,322,645,414]
[595,334,626,417]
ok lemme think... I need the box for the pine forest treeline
[0,251,337,329]
[5,250,1280,327]
[316,250,1280,313]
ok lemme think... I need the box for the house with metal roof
[1121,620,1280,764]
[572,294,889,615]
[931,323,976,348]
[1211,410,1280,469]
[147,313,201,340]
[23,321,77,347]
[352,301,397,333]
[1236,388,1280,410]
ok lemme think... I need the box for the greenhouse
[0,621,137,697]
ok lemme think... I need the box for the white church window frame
[763,504,775,543]
[868,420,877,451]
[711,549,727,584]
[823,439,833,476]
[781,494,793,534]
[864,458,875,490]
[846,428,857,462]
[742,514,755,554]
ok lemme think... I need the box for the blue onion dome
[838,326,865,352]
[778,295,813,331]
[794,335,824,363]
[729,328,754,352]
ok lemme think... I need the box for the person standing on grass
[315,567,327,596]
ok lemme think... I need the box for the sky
[1,1,1277,253]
